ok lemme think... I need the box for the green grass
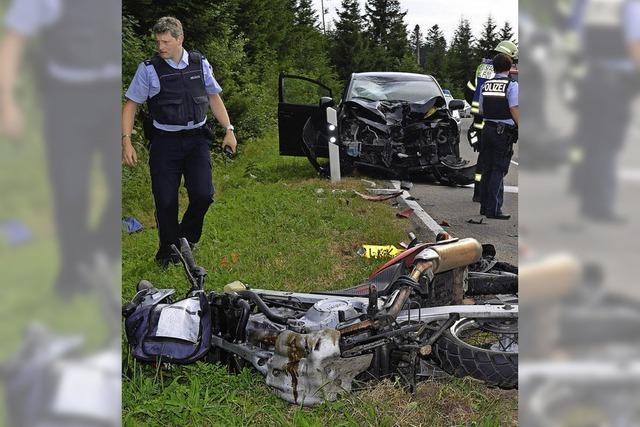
[0,76,115,426]
[122,132,517,426]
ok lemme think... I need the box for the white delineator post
[327,107,340,182]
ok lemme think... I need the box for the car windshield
[348,77,442,103]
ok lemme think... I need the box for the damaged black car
[278,72,475,185]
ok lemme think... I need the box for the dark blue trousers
[480,125,513,217]
[148,131,214,258]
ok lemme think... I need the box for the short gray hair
[153,16,183,39]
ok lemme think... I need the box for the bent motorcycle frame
[211,286,517,406]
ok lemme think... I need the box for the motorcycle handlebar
[179,238,197,272]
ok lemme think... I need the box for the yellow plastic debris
[358,245,405,259]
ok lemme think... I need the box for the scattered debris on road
[354,190,402,201]
[467,218,485,225]
[396,208,414,218]
[400,181,414,190]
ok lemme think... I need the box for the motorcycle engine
[288,299,361,333]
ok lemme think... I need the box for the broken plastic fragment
[1,220,32,245]
[400,181,413,190]
[122,217,143,234]
[396,208,414,218]
[354,190,402,201]
[467,218,485,225]
[224,280,247,293]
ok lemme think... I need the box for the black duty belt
[484,121,518,141]
[484,121,515,129]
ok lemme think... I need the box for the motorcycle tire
[433,317,518,389]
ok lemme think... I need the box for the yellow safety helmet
[494,40,519,61]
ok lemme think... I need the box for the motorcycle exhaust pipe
[340,239,482,335]
[416,238,483,275]
[391,239,482,321]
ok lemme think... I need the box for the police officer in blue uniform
[465,41,519,203]
[565,0,640,222]
[1,0,120,297]
[479,53,519,220]
[122,17,237,267]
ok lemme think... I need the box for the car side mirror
[449,99,465,111]
[319,96,335,109]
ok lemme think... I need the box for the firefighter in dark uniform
[479,53,519,220]
[122,17,237,267]
[465,41,519,203]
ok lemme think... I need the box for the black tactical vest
[481,77,513,121]
[41,0,120,71]
[146,51,209,126]
[582,0,629,62]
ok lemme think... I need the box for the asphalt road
[519,97,640,297]
[401,118,519,266]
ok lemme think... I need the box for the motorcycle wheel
[433,317,518,388]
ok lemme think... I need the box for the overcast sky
[312,0,519,44]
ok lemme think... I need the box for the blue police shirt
[5,0,120,83]
[626,1,640,41]
[568,0,640,71]
[125,48,223,131]
[479,72,518,126]
[4,0,60,36]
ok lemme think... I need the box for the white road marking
[391,180,446,236]
[463,184,519,194]
[620,169,640,182]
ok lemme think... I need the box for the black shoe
[155,252,180,268]
[486,213,511,220]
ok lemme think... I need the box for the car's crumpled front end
[337,95,475,184]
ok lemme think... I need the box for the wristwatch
[226,124,235,132]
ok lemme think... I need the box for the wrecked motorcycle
[278,72,476,185]
[123,236,518,406]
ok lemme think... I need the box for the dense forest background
[123,0,516,139]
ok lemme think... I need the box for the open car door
[278,72,333,156]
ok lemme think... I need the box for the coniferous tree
[330,0,370,80]
[446,18,476,98]
[476,15,500,59]
[364,0,410,69]
[234,0,296,62]
[498,21,515,42]
[295,0,320,28]
[285,0,334,78]
[422,24,447,81]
